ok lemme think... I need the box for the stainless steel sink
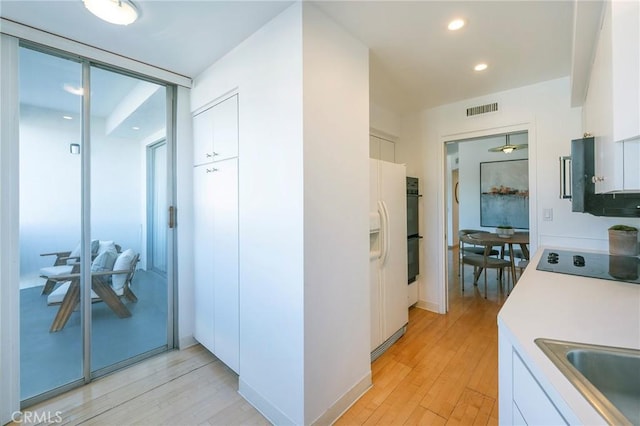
[535,338,640,426]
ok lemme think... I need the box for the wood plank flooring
[15,248,507,425]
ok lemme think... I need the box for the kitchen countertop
[498,246,640,424]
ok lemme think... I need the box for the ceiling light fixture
[474,63,488,72]
[63,84,84,96]
[63,115,73,120]
[83,0,139,25]
[489,134,528,154]
[448,19,465,31]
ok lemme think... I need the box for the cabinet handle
[206,168,218,173]
[205,152,219,158]
[591,176,605,183]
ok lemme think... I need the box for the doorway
[18,44,175,405]
[444,132,530,306]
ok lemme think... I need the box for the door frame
[439,122,537,313]
[1,39,178,414]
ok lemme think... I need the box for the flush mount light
[448,19,465,31]
[474,63,488,71]
[83,0,139,25]
[132,126,140,130]
[63,115,73,120]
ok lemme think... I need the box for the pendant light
[488,134,528,154]
[83,0,139,25]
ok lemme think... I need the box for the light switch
[543,208,553,221]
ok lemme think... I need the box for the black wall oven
[407,177,421,283]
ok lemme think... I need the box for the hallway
[336,247,507,425]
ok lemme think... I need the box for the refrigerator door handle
[379,201,390,266]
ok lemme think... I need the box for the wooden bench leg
[92,277,131,318]
[41,278,57,295]
[50,280,80,332]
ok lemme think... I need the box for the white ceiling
[1,0,579,113]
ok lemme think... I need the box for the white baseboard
[239,379,297,426]
[311,372,372,426]
[178,335,197,350]
[414,299,441,313]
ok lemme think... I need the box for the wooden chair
[458,229,499,277]
[39,242,121,295]
[460,234,511,298]
[46,251,139,332]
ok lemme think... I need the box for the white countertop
[498,246,640,425]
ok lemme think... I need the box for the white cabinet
[369,135,395,163]
[583,0,640,192]
[499,330,568,425]
[193,94,239,166]
[193,94,239,373]
[512,351,566,425]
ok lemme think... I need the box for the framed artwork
[480,159,529,229]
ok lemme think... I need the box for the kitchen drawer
[513,350,567,425]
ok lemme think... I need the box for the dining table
[467,231,530,287]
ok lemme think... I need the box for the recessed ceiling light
[83,0,139,26]
[63,115,73,120]
[132,126,140,130]
[63,84,84,96]
[474,63,488,71]
[448,19,465,31]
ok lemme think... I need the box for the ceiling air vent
[466,102,498,117]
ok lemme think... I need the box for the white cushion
[69,243,81,259]
[47,281,124,305]
[97,240,116,255]
[91,250,117,272]
[112,249,136,290]
[65,240,99,264]
[40,265,73,277]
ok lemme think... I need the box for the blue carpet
[20,270,168,400]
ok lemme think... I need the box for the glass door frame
[17,41,177,408]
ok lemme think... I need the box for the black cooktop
[536,249,640,284]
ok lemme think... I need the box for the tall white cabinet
[193,94,239,373]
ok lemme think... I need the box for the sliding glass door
[18,47,84,401]
[18,45,174,405]
[89,65,169,373]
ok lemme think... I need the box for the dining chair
[460,234,511,298]
[458,229,499,277]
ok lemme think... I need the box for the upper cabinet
[193,94,239,166]
[581,0,640,193]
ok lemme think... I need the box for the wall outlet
[543,208,553,221]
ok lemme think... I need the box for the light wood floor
[16,248,508,426]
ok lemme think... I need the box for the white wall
[18,105,143,275]
[301,4,370,424]
[192,4,305,424]
[175,86,195,349]
[370,102,400,137]
[192,3,371,423]
[415,77,611,312]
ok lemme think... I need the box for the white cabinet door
[193,164,216,351]
[584,1,640,192]
[611,0,640,142]
[512,351,567,425]
[193,107,215,167]
[212,95,239,162]
[193,94,239,166]
[211,157,239,373]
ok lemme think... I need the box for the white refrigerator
[369,159,408,358]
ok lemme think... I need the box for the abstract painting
[480,159,529,229]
